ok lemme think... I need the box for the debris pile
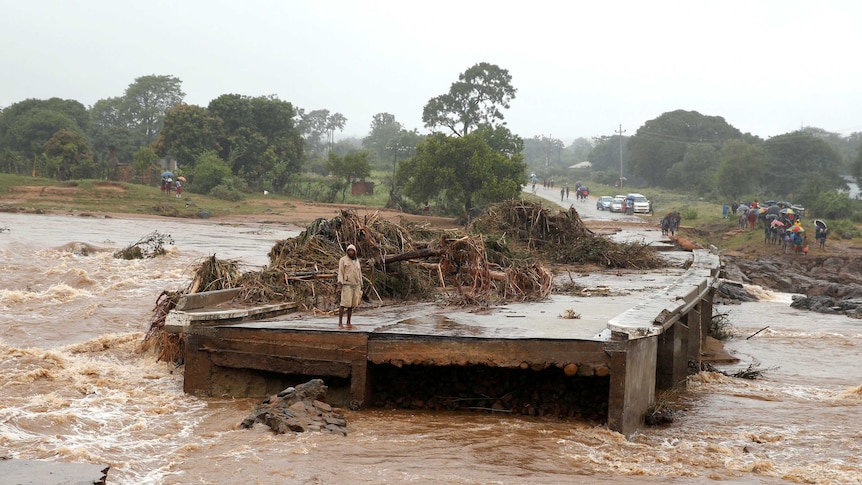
[470,200,664,269]
[113,231,174,259]
[142,200,664,361]
[239,207,558,308]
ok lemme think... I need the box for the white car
[610,196,625,213]
[627,193,651,214]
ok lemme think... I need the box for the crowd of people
[726,199,828,254]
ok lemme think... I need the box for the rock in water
[240,379,347,435]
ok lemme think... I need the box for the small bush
[681,207,699,221]
[209,184,244,202]
[826,219,860,239]
[708,311,734,340]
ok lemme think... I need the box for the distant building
[568,161,592,169]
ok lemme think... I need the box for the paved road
[526,185,645,223]
[524,185,672,247]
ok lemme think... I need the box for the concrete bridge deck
[168,244,719,437]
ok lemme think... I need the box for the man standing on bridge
[337,244,363,329]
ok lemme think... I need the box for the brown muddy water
[0,213,860,484]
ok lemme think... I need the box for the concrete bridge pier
[607,336,657,436]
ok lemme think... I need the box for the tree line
[0,65,527,217]
[2,69,860,219]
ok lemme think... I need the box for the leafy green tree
[89,96,138,169]
[154,104,224,168]
[852,143,862,187]
[123,75,185,145]
[42,129,94,180]
[627,110,745,187]
[297,108,346,156]
[0,148,28,175]
[801,126,862,173]
[422,62,516,136]
[400,132,525,216]
[715,139,765,200]
[477,125,523,158]
[587,135,628,174]
[331,137,363,157]
[566,138,595,165]
[191,150,233,194]
[762,131,845,197]
[664,144,720,195]
[523,135,564,170]
[0,98,88,158]
[207,94,303,190]
[362,112,403,164]
[327,151,372,202]
[132,146,159,185]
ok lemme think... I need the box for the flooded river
[1,211,860,484]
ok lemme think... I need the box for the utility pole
[615,124,625,187]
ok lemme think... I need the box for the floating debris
[113,231,174,259]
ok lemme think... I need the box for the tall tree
[801,126,862,173]
[131,146,159,185]
[586,135,628,174]
[566,138,595,165]
[123,74,185,145]
[715,139,765,200]
[42,129,94,180]
[298,109,346,156]
[762,131,845,198]
[208,94,303,190]
[852,143,862,187]
[154,104,224,168]
[422,62,516,136]
[523,135,564,169]
[400,132,525,216]
[664,144,720,195]
[0,98,88,158]
[362,112,403,163]
[89,96,137,165]
[327,151,372,202]
[627,110,745,186]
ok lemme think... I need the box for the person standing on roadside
[337,244,362,329]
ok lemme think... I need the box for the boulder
[240,379,347,435]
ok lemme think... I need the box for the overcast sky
[2,0,860,144]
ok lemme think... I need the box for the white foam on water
[0,335,211,484]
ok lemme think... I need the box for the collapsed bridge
[165,249,719,437]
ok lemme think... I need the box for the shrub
[810,190,853,219]
[681,207,699,221]
[827,219,860,239]
[209,183,244,202]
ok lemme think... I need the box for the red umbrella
[791,225,804,233]
[771,220,785,227]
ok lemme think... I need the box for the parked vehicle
[596,196,614,211]
[627,193,651,214]
[610,196,625,213]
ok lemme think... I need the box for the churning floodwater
[0,212,860,484]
